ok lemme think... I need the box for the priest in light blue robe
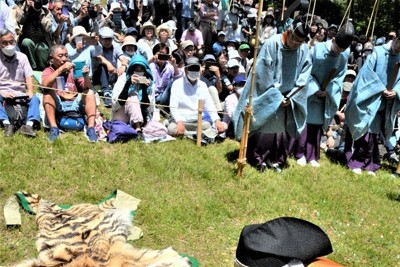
[344,35,400,174]
[294,22,354,168]
[233,22,312,172]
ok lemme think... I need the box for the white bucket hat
[71,26,89,42]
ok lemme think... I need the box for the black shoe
[256,162,267,172]
[4,124,14,137]
[20,125,36,137]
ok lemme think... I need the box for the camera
[138,76,147,84]
[158,53,170,61]
[205,61,217,69]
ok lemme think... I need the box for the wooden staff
[370,0,380,41]
[236,0,264,177]
[286,85,305,100]
[339,0,353,29]
[281,0,286,21]
[366,0,379,37]
[196,100,203,147]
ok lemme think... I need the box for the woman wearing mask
[112,54,153,132]
[120,35,138,61]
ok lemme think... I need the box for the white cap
[227,59,240,68]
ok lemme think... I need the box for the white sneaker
[266,159,282,173]
[367,171,376,176]
[296,156,307,166]
[309,160,320,168]
[352,168,362,175]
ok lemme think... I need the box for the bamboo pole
[339,0,352,29]
[236,0,264,177]
[310,0,317,25]
[366,0,379,36]
[370,0,380,41]
[281,0,286,21]
[196,100,203,147]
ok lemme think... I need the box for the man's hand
[176,121,185,136]
[117,66,125,76]
[82,65,90,76]
[315,90,327,98]
[383,89,397,99]
[336,111,345,123]
[215,119,225,133]
[280,97,290,107]
[209,65,220,76]
[0,90,16,99]
[58,62,74,74]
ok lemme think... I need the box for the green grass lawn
[0,130,399,266]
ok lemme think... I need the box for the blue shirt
[66,43,102,78]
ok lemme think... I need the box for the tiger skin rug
[9,192,193,267]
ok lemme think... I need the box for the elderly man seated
[41,44,97,142]
[0,29,40,137]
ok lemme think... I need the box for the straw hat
[71,26,89,42]
[140,21,156,35]
[121,36,137,51]
[156,23,172,37]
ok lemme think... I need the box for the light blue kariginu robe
[345,43,400,141]
[233,33,312,139]
[306,40,349,130]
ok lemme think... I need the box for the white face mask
[235,86,244,95]
[227,46,235,51]
[134,71,145,76]
[1,45,16,57]
[187,71,200,81]
[355,43,363,52]
[125,51,135,56]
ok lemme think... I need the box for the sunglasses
[187,65,200,71]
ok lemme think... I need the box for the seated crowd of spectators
[0,0,397,144]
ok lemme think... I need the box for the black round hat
[335,22,355,49]
[235,217,333,267]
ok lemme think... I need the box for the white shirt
[170,76,219,123]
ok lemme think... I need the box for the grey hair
[49,44,67,57]
[0,29,13,39]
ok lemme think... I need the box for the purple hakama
[294,123,323,161]
[247,131,292,167]
[344,131,381,172]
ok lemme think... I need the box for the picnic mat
[3,190,199,267]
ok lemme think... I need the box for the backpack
[58,111,85,131]
[104,120,138,143]
[4,96,28,128]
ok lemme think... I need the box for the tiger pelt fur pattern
[10,192,192,267]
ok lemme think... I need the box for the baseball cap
[346,69,357,77]
[99,27,114,38]
[218,31,226,37]
[203,54,216,62]
[239,43,251,50]
[227,59,240,68]
[233,74,247,85]
[180,40,194,50]
[185,56,201,68]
